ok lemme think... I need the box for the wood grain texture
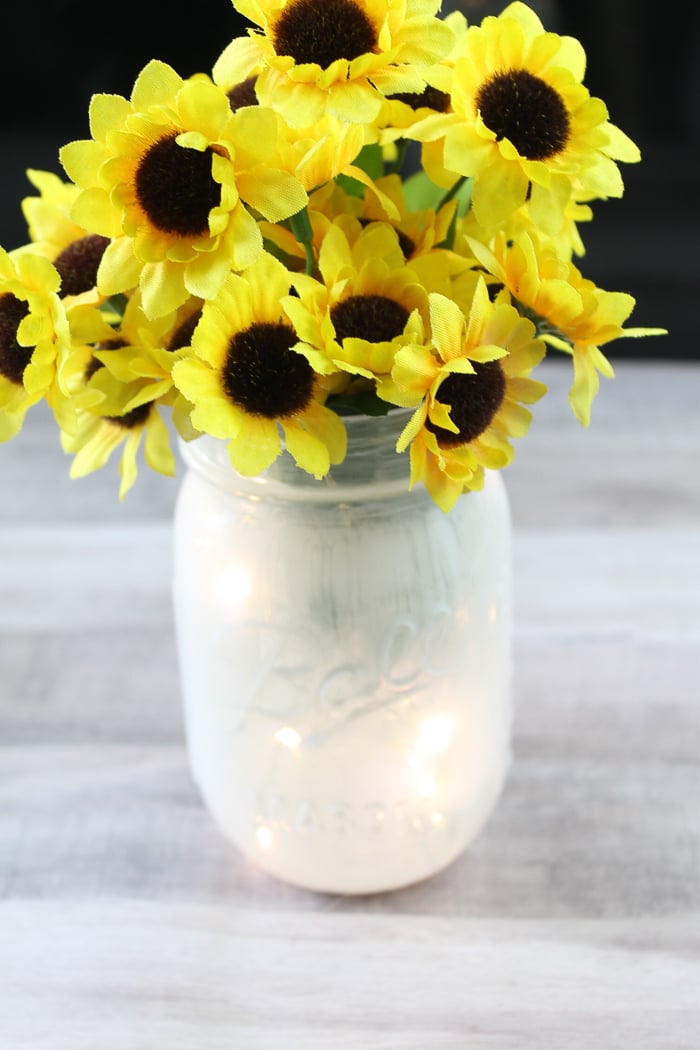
[0,361,698,1048]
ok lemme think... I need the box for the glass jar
[172,410,513,894]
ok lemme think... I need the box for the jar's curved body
[173,413,513,894]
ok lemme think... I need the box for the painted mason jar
[172,410,512,894]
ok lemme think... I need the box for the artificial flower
[221,0,456,128]
[61,392,176,500]
[172,252,347,477]
[18,169,111,305]
[281,219,435,395]
[467,231,666,423]
[0,247,71,440]
[409,1,640,231]
[384,279,546,511]
[59,60,308,319]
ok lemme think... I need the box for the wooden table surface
[1,359,699,1048]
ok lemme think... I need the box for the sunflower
[262,174,460,285]
[213,43,382,201]
[0,247,71,440]
[456,183,593,261]
[338,173,457,264]
[280,219,433,399]
[222,0,456,128]
[59,60,308,320]
[374,8,465,143]
[171,252,347,478]
[467,230,667,424]
[19,169,111,305]
[61,390,176,500]
[63,290,202,439]
[409,1,640,231]
[383,278,546,511]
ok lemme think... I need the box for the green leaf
[101,294,128,325]
[336,144,386,199]
[402,169,443,211]
[261,238,303,271]
[351,143,384,180]
[335,173,366,199]
[327,391,393,417]
[288,207,315,275]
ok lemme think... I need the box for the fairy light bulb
[214,562,252,611]
[255,825,273,850]
[274,727,301,749]
[416,714,453,755]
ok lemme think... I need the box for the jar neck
[179,408,425,505]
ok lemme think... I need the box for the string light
[416,714,454,755]
[255,825,273,850]
[214,563,251,610]
[274,726,301,749]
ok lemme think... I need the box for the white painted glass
[173,411,513,894]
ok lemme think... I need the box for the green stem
[435,175,470,212]
[434,176,473,250]
[388,138,409,176]
[289,206,315,276]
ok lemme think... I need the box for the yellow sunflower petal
[282,420,331,479]
[303,402,348,466]
[143,410,176,476]
[227,417,282,475]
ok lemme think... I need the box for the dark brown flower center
[167,309,202,351]
[108,402,152,429]
[331,294,409,344]
[135,134,221,237]
[53,234,111,296]
[274,0,377,67]
[476,68,570,160]
[0,293,31,386]
[427,361,506,447]
[222,321,314,419]
[387,85,451,113]
[227,76,259,111]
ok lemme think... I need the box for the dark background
[1,0,697,358]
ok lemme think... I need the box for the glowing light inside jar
[214,563,252,610]
[255,825,273,850]
[274,726,302,749]
[417,773,437,798]
[416,714,454,756]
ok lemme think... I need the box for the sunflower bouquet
[0,0,663,510]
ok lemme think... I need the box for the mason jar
[172,410,513,894]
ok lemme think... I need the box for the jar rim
[178,407,423,505]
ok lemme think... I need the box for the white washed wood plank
[0,522,172,589]
[1,525,697,638]
[507,362,700,529]
[1,747,698,917]
[1,901,699,1049]
[0,629,182,743]
[2,629,697,760]
[0,400,180,523]
[0,523,173,631]
[514,529,700,642]
[513,637,700,762]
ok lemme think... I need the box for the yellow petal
[472,159,529,226]
[282,421,330,479]
[237,168,308,224]
[227,417,281,475]
[144,410,176,476]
